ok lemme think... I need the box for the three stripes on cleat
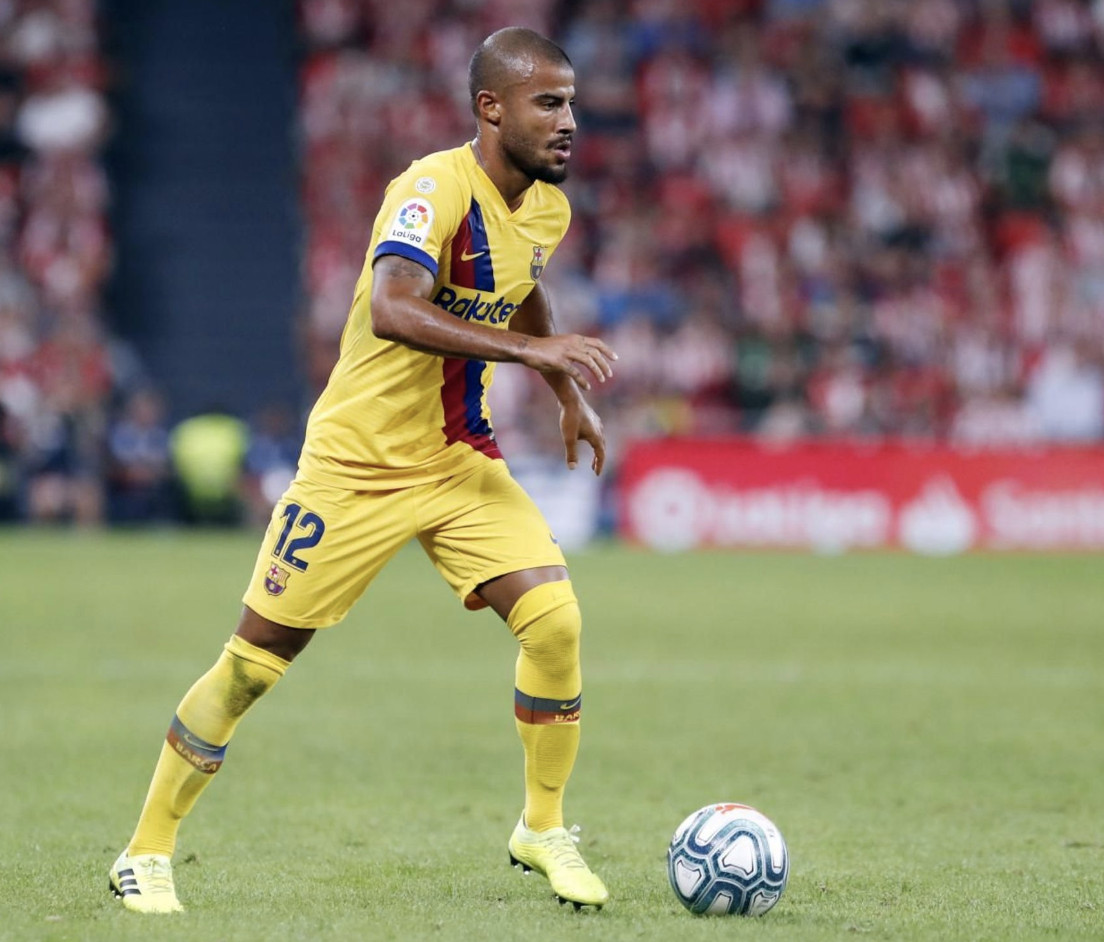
[109,867,139,899]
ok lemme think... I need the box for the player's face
[500,61,576,184]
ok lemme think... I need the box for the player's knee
[220,635,291,716]
[508,581,583,681]
[516,598,581,668]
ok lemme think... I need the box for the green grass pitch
[2,530,1101,941]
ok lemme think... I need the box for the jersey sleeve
[371,160,466,279]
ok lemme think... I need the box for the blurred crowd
[0,0,116,524]
[5,0,1104,526]
[0,0,299,526]
[301,0,1104,464]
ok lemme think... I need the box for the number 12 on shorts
[272,502,326,572]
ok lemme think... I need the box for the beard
[502,131,570,184]
[530,163,569,184]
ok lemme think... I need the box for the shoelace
[542,824,586,870]
[137,858,175,895]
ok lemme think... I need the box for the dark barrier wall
[103,0,303,420]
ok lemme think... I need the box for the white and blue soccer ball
[667,802,789,916]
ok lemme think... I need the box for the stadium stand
[5,0,1104,526]
[298,0,1104,466]
[0,0,121,523]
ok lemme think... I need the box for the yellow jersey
[298,144,570,490]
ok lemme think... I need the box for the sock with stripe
[508,580,583,833]
[127,634,290,857]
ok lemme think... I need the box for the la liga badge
[388,198,434,246]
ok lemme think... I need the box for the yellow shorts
[242,458,567,628]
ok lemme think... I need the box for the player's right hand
[520,334,617,391]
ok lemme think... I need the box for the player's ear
[476,90,503,126]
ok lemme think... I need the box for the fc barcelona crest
[530,245,545,281]
[264,563,290,596]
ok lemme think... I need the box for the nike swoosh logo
[559,697,581,711]
[180,730,214,750]
[460,250,485,261]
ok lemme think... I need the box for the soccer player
[108,27,614,914]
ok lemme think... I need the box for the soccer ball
[667,802,789,916]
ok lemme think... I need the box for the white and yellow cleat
[508,816,609,910]
[108,850,184,914]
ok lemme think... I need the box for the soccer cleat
[508,816,609,909]
[108,850,184,914]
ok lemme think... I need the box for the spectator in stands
[0,69,30,165]
[106,387,172,524]
[0,401,21,520]
[169,409,249,526]
[24,312,109,524]
[241,403,302,526]
[1025,341,1104,440]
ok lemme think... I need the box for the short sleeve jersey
[297,144,571,490]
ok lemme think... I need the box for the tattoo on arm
[376,255,432,283]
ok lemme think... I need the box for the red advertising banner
[618,438,1104,553]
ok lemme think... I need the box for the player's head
[469,27,575,184]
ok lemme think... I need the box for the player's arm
[510,281,612,475]
[371,255,616,391]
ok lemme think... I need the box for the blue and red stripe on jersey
[440,357,502,458]
[450,198,495,291]
[439,197,501,456]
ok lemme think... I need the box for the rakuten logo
[432,286,516,324]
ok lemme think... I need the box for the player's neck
[470,138,530,213]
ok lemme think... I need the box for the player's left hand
[559,395,606,475]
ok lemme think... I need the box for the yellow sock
[508,581,583,833]
[128,635,290,856]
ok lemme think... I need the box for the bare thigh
[476,565,570,622]
[235,605,315,662]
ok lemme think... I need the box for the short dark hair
[468,27,572,113]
